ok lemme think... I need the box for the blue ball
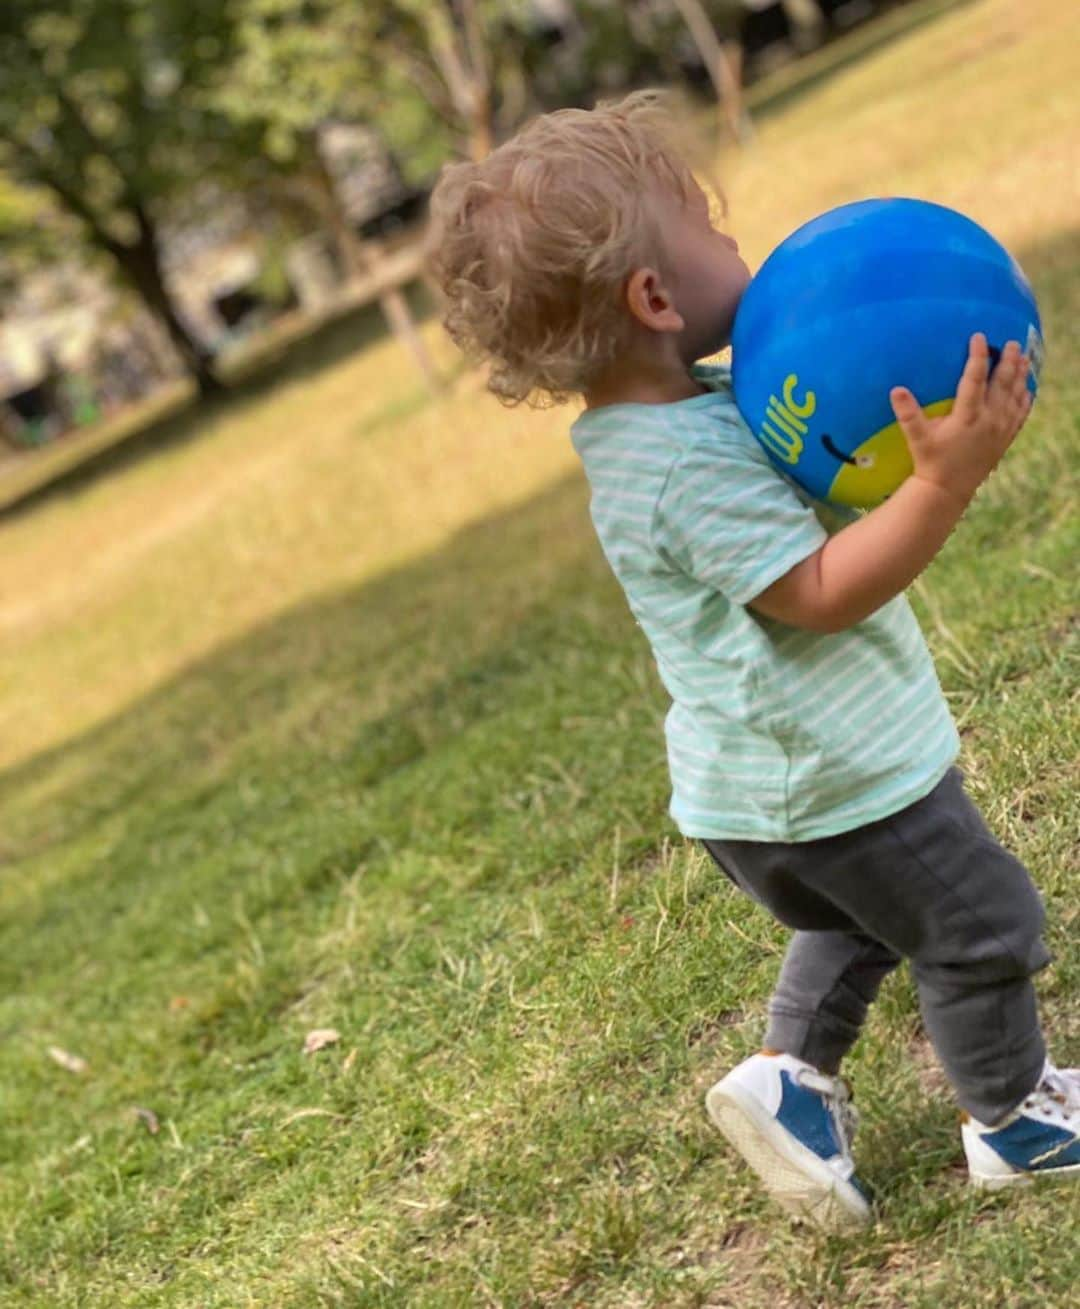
[731,198,1043,508]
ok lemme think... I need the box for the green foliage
[377,63,456,182]
[0,1,256,242]
[0,175,67,294]
[214,0,528,169]
[212,0,373,161]
[0,2,270,386]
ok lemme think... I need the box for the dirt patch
[685,1012,747,1048]
[908,1031,951,1100]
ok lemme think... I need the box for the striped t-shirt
[569,361,959,841]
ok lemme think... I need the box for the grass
[1,0,1079,1304]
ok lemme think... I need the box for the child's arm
[748,334,1032,634]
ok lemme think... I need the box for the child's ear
[626,267,685,334]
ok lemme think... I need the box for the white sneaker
[705,1050,872,1229]
[962,1062,1080,1189]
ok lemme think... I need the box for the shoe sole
[706,1079,871,1230]
[969,1159,1080,1190]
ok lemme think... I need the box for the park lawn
[1,0,1078,1304]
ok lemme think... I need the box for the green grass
[1,0,1079,1304]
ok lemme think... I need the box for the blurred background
[1,0,950,464]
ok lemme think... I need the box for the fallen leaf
[280,1107,347,1128]
[132,1107,160,1134]
[303,1027,341,1055]
[47,1047,88,1074]
[342,1047,358,1073]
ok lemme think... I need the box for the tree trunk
[309,143,368,281]
[722,40,753,145]
[309,138,440,394]
[468,86,495,163]
[459,0,494,161]
[424,0,495,161]
[119,205,223,399]
[670,0,752,145]
[31,165,223,398]
[6,92,222,398]
[781,0,827,51]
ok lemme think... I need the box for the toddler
[428,92,1078,1229]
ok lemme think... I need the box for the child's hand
[889,333,1032,508]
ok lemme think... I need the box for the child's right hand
[889,333,1033,508]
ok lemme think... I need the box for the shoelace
[796,1068,861,1153]
[1030,1065,1080,1121]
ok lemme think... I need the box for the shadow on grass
[0,460,648,992]
[0,282,437,525]
[1,225,1077,940]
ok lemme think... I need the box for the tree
[220,1,574,386]
[559,2,751,146]
[669,0,752,144]
[371,1,552,163]
[385,1,495,162]
[218,0,441,390]
[0,2,259,396]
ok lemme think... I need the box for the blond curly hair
[427,91,703,407]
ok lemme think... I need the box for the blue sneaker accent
[705,1053,872,1226]
[981,1117,1080,1171]
[963,1064,1080,1188]
[775,1069,842,1162]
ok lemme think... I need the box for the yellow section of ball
[826,399,954,507]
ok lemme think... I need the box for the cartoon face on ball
[751,371,931,508]
[819,338,1040,507]
[752,338,1040,509]
[824,399,952,507]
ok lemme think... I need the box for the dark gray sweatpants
[701,766,1051,1125]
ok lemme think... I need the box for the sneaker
[962,1062,1080,1189]
[705,1050,872,1229]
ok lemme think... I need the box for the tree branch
[421,3,479,121]
[379,41,459,128]
[458,0,490,100]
